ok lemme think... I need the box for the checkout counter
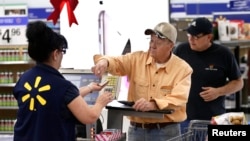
[106,100,174,132]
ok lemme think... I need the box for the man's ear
[208,33,214,41]
[169,42,175,50]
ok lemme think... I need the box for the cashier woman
[13,20,113,141]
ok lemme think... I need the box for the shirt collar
[36,63,62,77]
[146,53,174,73]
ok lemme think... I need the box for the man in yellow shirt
[92,22,193,141]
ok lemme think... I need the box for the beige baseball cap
[144,22,177,43]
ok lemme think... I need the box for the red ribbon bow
[47,0,78,27]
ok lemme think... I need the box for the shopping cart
[167,120,210,141]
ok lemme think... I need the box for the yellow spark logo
[22,76,51,111]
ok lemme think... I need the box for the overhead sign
[170,0,250,21]
[229,0,250,11]
[28,8,60,33]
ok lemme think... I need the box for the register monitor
[59,68,122,105]
[60,68,101,105]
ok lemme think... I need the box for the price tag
[0,17,28,45]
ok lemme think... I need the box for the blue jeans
[128,123,180,141]
[180,119,190,134]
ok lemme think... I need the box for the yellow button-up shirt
[94,51,193,123]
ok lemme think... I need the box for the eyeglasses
[187,34,207,40]
[59,48,67,54]
[155,31,167,39]
[148,36,172,46]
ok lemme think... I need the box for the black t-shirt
[173,42,242,120]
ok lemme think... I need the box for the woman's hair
[26,21,68,63]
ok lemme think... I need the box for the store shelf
[214,40,250,48]
[0,84,15,87]
[0,131,14,135]
[0,45,34,134]
[0,107,18,110]
[0,61,34,65]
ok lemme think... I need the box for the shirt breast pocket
[133,77,149,98]
[160,86,173,96]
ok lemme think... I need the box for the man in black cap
[174,17,243,135]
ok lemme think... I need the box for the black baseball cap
[186,17,213,36]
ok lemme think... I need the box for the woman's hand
[96,91,114,106]
[88,82,108,92]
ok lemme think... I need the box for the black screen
[62,73,101,105]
